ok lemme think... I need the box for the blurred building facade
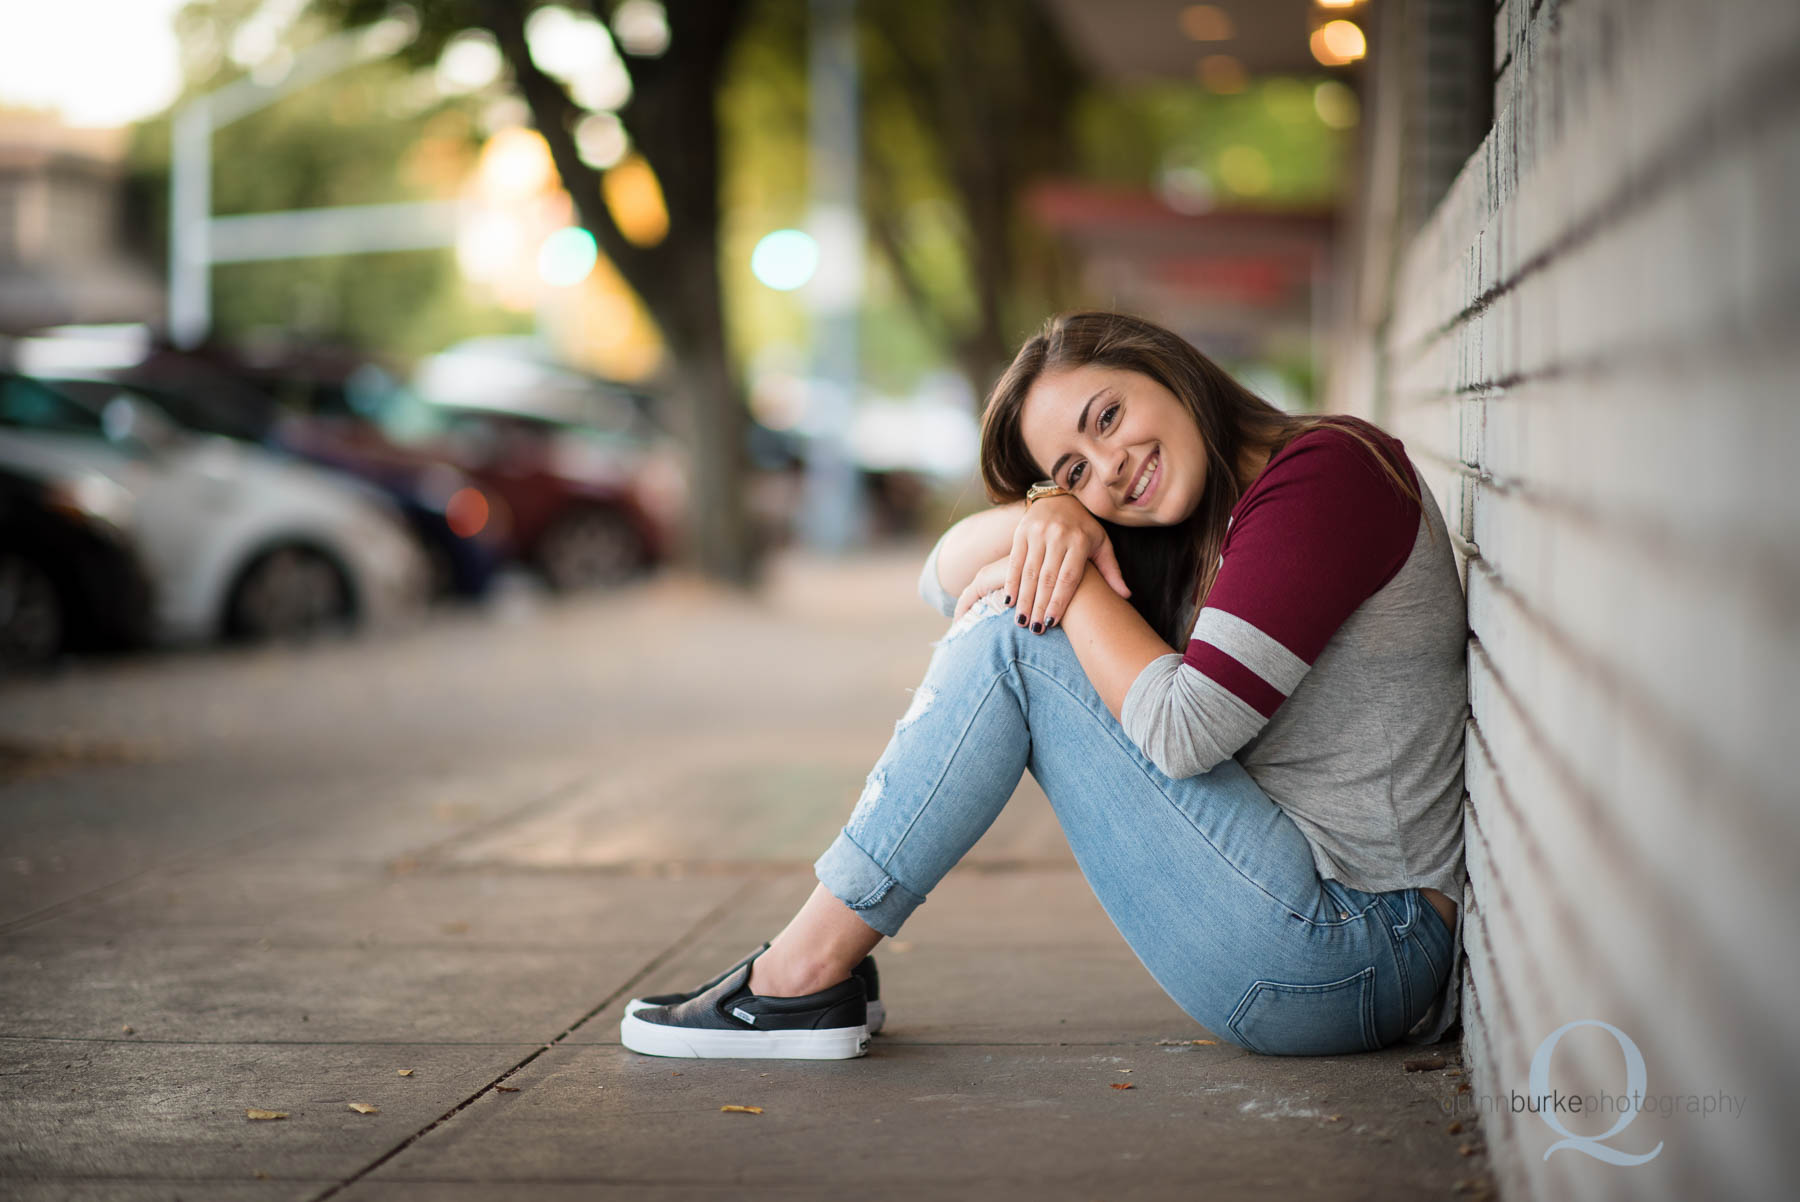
[1325,1,1797,1198]
[0,112,163,333]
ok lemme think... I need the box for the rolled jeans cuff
[814,827,928,938]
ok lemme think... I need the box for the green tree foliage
[124,1,530,359]
[857,0,1086,396]
[721,0,1086,405]
[1078,78,1350,206]
[307,0,761,584]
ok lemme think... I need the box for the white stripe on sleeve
[1121,653,1269,780]
[1190,607,1309,694]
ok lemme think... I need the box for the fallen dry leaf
[720,1105,764,1114]
[1111,1083,1135,1091]
[120,1024,134,1035]
[1447,1120,1465,1134]
[246,1109,288,1121]
[396,1069,414,1077]
[1326,1114,1344,1122]
[495,1085,520,1093]
[1403,1055,1446,1072]
[1458,1142,1478,1157]
[348,1102,379,1115]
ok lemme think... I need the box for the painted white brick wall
[1339,0,1800,1197]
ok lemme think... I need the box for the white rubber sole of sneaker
[625,996,887,1035]
[620,1013,870,1060]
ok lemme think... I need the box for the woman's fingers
[1091,538,1133,600]
[953,557,1006,620]
[953,580,978,622]
[1034,549,1087,631]
[1024,552,1061,632]
[1004,529,1030,612]
[1011,541,1045,626]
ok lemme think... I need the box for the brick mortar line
[1394,25,1800,362]
[1466,561,1789,831]
[1463,635,1773,1102]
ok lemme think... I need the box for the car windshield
[0,375,105,435]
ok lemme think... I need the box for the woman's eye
[1068,462,1085,487]
[1098,402,1119,431]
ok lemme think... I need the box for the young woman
[621,311,1468,1060]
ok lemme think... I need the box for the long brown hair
[979,311,1423,647]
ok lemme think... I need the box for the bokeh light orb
[751,229,819,291]
[445,487,490,537]
[537,226,598,287]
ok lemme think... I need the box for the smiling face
[1018,363,1210,527]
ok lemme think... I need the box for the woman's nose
[1107,452,1130,489]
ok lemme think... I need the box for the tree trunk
[653,232,757,586]
[485,0,759,587]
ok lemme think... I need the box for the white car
[0,373,427,646]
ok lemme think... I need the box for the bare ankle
[749,950,845,998]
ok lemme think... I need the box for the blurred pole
[799,0,867,553]
[169,100,212,349]
[165,16,419,349]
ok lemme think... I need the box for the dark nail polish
[1017,614,1027,626]
[1046,616,1057,628]
[1031,621,1043,634]
[1003,594,1012,607]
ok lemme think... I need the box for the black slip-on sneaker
[625,944,886,1034]
[619,960,870,1060]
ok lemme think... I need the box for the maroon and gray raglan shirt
[919,416,1470,1044]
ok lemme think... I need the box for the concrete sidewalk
[0,545,1495,1200]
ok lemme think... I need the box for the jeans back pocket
[1226,966,1380,1056]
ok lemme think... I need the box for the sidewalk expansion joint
[307,873,768,1202]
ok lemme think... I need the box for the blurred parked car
[353,391,677,591]
[127,344,676,593]
[0,373,426,646]
[97,350,507,601]
[0,459,154,669]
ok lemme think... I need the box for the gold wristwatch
[1025,480,1073,506]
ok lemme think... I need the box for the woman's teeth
[1130,453,1157,501]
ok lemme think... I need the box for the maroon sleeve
[1180,425,1422,719]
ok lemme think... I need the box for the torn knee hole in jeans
[895,686,936,733]
[931,590,1007,648]
[847,767,886,829]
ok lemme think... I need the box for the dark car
[0,460,154,669]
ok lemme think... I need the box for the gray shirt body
[918,469,1468,1045]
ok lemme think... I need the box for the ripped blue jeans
[813,593,1453,1055]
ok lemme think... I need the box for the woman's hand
[1006,495,1130,632]
[952,555,1012,622]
